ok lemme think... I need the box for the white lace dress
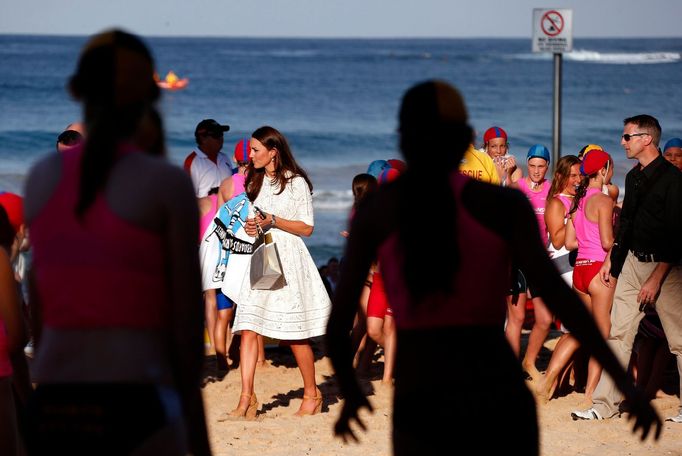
[233,174,331,340]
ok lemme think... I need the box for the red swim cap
[0,192,23,233]
[234,137,250,163]
[483,126,508,144]
[386,159,407,173]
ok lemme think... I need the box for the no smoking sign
[533,8,573,53]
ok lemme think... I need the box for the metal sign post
[532,9,573,173]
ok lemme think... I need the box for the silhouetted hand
[334,385,373,443]
[626,390,662,441]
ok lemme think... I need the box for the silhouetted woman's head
[70,29,159,111]
[399,80,472,174]
[396,81,471,302]
[69,29,161,217]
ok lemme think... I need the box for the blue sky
[1,0,681,38]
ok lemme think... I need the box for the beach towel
[199,192,255,301]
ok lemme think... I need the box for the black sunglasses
[200,130,223,139]
[57,130,83,146]
[622,132,648,142]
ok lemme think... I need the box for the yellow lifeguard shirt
[459,145,500,184]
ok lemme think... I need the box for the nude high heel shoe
[294,388,322,417]
[227,393,258,420]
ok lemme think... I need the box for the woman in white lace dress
[229,126,331,418]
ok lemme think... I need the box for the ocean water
[1,35,681,265]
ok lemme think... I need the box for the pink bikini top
[574,187,607,261]
[31,146,167,329]
[378,173,510,330]
[517,178,550,246]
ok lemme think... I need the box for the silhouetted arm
[163,168,211,455]
[326,195,384,442]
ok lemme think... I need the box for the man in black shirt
[573,114,682,423]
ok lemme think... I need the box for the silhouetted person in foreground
[24,29,210,455]
[326,80,661,455]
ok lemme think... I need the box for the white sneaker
[666,411,682,423]
[24,339,34,357]
[571,408,604,421]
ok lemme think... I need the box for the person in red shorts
[537,149,616,405]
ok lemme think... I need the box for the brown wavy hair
[245,126,313,201]
[547,155,581,198]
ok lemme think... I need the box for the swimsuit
[31,146,166,329]
[572,188,607,294]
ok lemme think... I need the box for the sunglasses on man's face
[57,130,83,146]
[200,131,223,139]
[622,132,648,142]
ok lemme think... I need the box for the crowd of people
[0,28,681,455]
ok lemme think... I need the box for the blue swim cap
[527,145,550,163]
[367,159,389,178]
[664,138,682,151]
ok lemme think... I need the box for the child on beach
[507,145,553,381]
[343,174,379,374]
[0,205,29,456]
[481,126,521,186]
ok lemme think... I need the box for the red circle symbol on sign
[541,10,564,37]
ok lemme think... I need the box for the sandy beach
[201,332,682,456]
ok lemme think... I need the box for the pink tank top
[31,146,167,329]
[232,173,246,196]
[0,322,11,377]
[378,173,510,330]
[556,194,573,215]
[574,187,607,261]
[199,194,218,242]
[517,178,550,246]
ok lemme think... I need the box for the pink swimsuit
[378,173,511,330]
[573,187,607,262]
[517,178,550,247]
[31,146,167,329]
[572,187,607,294]
[199,194,218,242]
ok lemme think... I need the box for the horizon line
[2,32,681,41]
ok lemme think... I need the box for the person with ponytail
[326,80,660,454]
[537,149,616,405]
[23,29,209,455]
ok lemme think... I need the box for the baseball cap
[664,138,682,151]
[580,149,611,175]
[195,119,230,136]
[0,192,24,233]
[578,143,603,160]
[483,126,507,144]
[234,137,251,163]
[527,145,550,163]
